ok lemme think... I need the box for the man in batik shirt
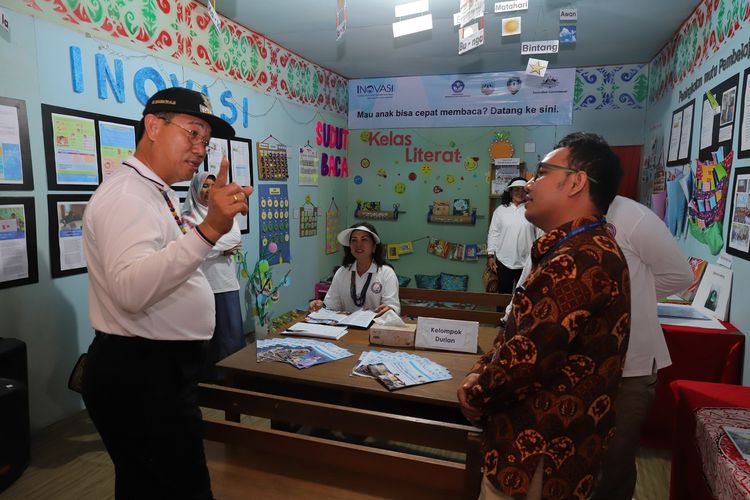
[458,132,630,500]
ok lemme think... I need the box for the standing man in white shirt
[486,177,540,293]
[591,194,693,499]
[81,87,253,499]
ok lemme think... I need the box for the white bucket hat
[507,179,528,188]
[337,225,381,246]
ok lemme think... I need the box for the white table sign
[415,317,478,353]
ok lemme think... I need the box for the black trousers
[495,257,523,294]
[81,333,212,500]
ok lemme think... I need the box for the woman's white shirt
[323,262,400,314]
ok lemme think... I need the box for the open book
[306,308,377,329]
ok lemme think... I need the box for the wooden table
[218,322,500,422]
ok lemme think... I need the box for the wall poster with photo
[0,197,38,289]
[0,97,34,190]
[47,194,90,278]
[666,99,695,166]
[699,73,739,161]
[726,166,750,260]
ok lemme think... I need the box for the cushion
[414,274,440,289]
[439,272,469,291]
[396,274,412,287]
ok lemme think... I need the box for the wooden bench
[399,287,511,325]
[199,383,484,499]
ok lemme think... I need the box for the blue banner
[348,69,575,129]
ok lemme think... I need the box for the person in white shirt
[486,177,540,293]
[591,195,693,500]
[182,171,244,383]
[504,193,693,500]
[81,87,253,500]
[309,223,400,316]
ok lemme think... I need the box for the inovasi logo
[355,83,394,96]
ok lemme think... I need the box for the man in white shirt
[591,195,693,499]
[81,87,253,499]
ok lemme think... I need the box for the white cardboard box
[369,323,417,347]
[415,317,478,353]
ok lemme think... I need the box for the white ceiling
[219,0,700,80]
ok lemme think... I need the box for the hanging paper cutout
[258,184,290,264]
[325,198,340,254]
[257,135,289,180]
[299,197,318,237]
[299,143,319,186]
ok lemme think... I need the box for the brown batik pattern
[468,216,630,499]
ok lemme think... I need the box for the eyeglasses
[533,162,599,184]
[157,116,213,149]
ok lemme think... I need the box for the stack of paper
[351,350,452,391]
[306,308,349,325]
[256,338,353,369]
[283,322,348,340]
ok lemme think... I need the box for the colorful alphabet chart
[299,200,318,237]
[258,184,291,265]
[257,136,289,180]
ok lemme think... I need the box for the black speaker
[0,338,28,385]
[0,339,29,493]
[0,378,30,492]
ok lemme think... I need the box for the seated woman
[309,223,400,316]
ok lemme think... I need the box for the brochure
[256,338,353,369]
[724,426,750,462]
[351,350,452,391]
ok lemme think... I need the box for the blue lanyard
[540,218,606,262]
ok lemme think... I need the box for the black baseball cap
[137,87,235,140]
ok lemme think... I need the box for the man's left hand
[457,373,483,425]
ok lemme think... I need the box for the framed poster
[98,117,137,183]
[0,97,34,190]
[666,99,695,166]
[201,136,254,192]
[726,166,750,260]
[43,104,141,190]
[47,194,90,278]
[699,73,740,161]
[738,67,750,159]
[257,184,290,264]
[0,197,38,289]
[42,104,101,190]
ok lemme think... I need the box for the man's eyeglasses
[157,116,213,149]
[533,162,599,184]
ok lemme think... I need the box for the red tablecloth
[669,381,750,500]
[640,323,745,449]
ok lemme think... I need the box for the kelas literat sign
[415,317,478,354]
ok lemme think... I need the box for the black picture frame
[699,73,740,161]
[666,99,695,166]
[739,67,750,159]
[42,104,140,191]
[47,193,90,278]
[0,97,34,190]
[97,115,138,183]
[726,166,750,261]
[0,196,38,289]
